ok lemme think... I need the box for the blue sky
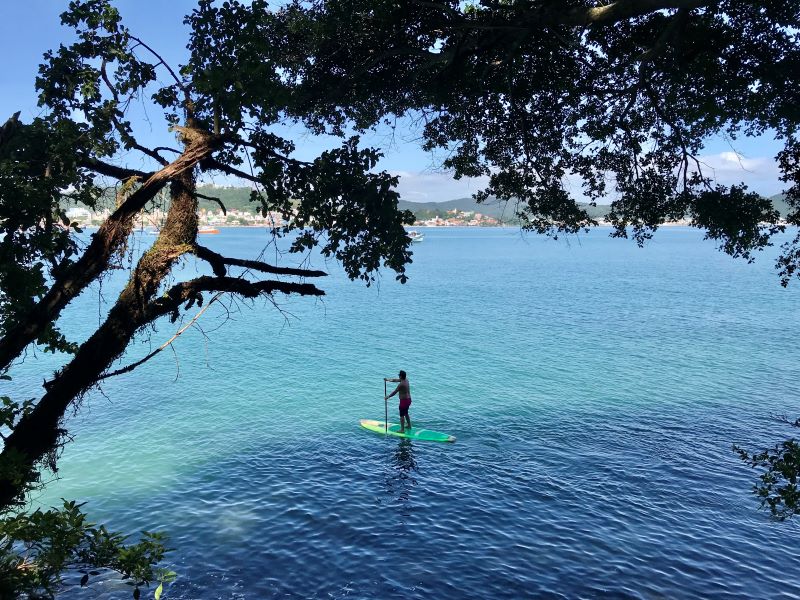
[0,1,787,201]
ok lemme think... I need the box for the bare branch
[0,126,224,372]
[77,156,152,181]
[196,192,227,215]
[555,0,710,27]
[100,60,169,166]
[99,252,326,381]
[97,292,225,381]
[153,146,181,155]
[128,35,188,94]
[193,244,328,278]
[99,60,120,103]
[202,157,261,184]
[227,136,313,167]
[148,275,325,322]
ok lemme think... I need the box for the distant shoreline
[96,220,793,233]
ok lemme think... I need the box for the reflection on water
[383,440,417,518]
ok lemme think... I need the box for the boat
[409,230,424,243]
[144,228,159,235]
[198,225,220,234]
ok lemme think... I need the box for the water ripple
[31,228,800,599]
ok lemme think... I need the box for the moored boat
[198,225,220,234]
[409,230,424,243]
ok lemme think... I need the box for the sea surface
[9,226,800,599]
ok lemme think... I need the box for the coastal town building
[66,206,507,229]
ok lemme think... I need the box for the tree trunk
[0,167,199,508]
[0,128,218,374]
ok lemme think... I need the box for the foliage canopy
[258,0,799,265]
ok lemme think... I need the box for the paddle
[384,378,388,433]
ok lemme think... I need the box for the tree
[264,0,799,257]
[2,0,800,592]
[174,0,800,516]
[0,0,413,593]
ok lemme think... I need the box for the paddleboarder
[385,370,412,433]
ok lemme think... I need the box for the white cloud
[390,153,785,204]
[691,152,782,196]
[204,151,785,204]
[392,170,491,203]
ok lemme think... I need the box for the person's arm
[384,377,400,382]
[385,384,400,400]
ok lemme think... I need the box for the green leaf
[154,582,163,600]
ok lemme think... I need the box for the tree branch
[149,275,325,321]
[152,146,181,155]
[97,291,225,381]
[227,135,313,167]
[554,0,710,27]
[202,157,261,184]
[410,0,461,19]
[0,112,21,148]
[195,192,227,215]
[193,244,328,278]
[100,60,169,166]
[0,127,224,373]
[639,7,690,62]
[77,156,152,181]
[128,35,188,95]
[436,0,711,31]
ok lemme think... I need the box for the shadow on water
[383,439,418,519]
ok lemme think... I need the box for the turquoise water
[9,226,800,598]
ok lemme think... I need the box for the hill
[398,197,515,221]
[769,193,791,217]
[403,194,793,222]
[62,185,263,214]
[196,185,259,212]
[399,197,611,222]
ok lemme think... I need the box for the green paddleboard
[359,419,456,443]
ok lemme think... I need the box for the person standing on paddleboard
[385,370,412,433]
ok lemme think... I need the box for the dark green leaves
[259,0,800,274]
[692,185,783,262]
[288,138,414,284]
[0,500,170,598]
[0,117,96,355]
[0,396,34,431]
[736,438,800,521]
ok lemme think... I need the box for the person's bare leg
[405,415,412,430]
[399,412,406,433]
